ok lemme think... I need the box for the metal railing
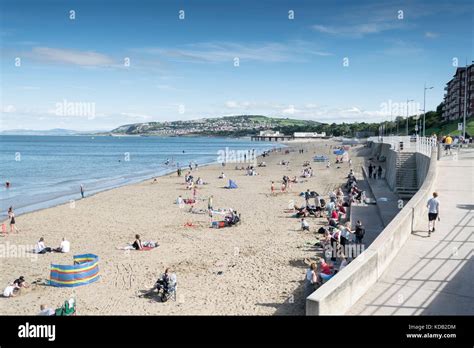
[368,135,437,157]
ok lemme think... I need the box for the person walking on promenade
[354,220,365,244]
[377,166,383,179]
[427,192,440,235]
[368,164,373,178]
[444,134,453,155]
[80,184,85,199]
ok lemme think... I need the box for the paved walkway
[349,150,474,315]
[349,167,384,247]
[362,165,400,227]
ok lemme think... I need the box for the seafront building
[442,63,474,122]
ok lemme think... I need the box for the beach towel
[139,246,155,251]
[313,155,328,162]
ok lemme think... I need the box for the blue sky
[1,0,473,130]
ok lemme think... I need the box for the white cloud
[223,100,393,123]
[425,31,439,39]
[31,47,115,66]
[311,22,403,38]
[2,105,16,113]
[156,84,178,91]
[137,41,332,64]
[120,112,152,120]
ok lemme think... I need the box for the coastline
[1,136,284,219]
[0,139,366,315]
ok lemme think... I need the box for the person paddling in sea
[80,184,85,199]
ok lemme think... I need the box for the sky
[0,0,473,131]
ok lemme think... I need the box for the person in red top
[337,204,346,214]
[331,209,338,220]
[320,260,332,275]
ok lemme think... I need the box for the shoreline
[1,141,285,220]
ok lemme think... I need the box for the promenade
[349,150,474,315]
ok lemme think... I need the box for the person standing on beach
[80,184,85,199]
[271,181,275,195]
[354,220,365,244]
[427,192,440,235]
[304,189,311,206]
[7,206,17,233]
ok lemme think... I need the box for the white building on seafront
[293,132,326,138]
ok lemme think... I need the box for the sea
[0,135,282,217]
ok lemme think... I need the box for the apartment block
[442,64,474,122]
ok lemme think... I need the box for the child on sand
[301,218,310,231]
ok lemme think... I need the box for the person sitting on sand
[132,234,143,250]
[153,268,177,294]
[3,284,18,297]
[13,276,29,289]
[319,259,333,275]
[34,237,51,254]
[38,304,55,316]
[219,172,226,179]
[117,237,158,251]
[176,195,184,206]
[305,262,321,296]
[301,218,310,231]
[53,237,70,253]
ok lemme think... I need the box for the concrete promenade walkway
[349,150,474,315]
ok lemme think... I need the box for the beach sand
[0,140,367,315]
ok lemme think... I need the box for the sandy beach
[0,139,367,315]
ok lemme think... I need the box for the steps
[395,152,418,198]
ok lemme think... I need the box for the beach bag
[317,227,327,234]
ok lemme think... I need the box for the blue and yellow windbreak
[50,254,100,287]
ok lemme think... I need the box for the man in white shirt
[427,192,440,235]
[59,238,70,253]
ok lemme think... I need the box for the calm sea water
[0,135,281,217]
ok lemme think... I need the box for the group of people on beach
[3,276,29,298]
[33,237,70,254]
[289,157,368,295]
